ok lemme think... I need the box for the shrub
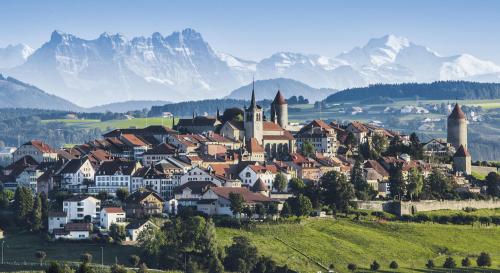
[129,255,140,267]
[347,263,357,272]
[389,261,398,269]
[491,215,500,225]
[463,207,477,213]
[425,259,435,268]
[415,214,431,223]
[370,260,380,271]
[137,263,149,273]
[443,257,456,268]
[461,257,471,267]
[111,264,127,273]
[477,252,492,267]
[437,215,450,224]
[479,216,492,226]
[81,253,92,264]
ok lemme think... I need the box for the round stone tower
[271,90,288,129]
[447,103,467,149]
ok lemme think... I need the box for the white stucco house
[126,220,158,241]
[48,211,69,233]
[63,196,101,221]
[58,157,95,191]
[53,222,92,240]
[100,207,126,229]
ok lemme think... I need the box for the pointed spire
[216,108,220,120]
[449,103,466,119]
[250,86,256,109]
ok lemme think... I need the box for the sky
[2,0,500,62]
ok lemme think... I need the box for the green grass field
[0,232,140,266]
[41,117,177,131]
[216,218,500,273]
[1,218,499,273]
[419,208,500,218]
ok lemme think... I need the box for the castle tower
[271,90,288,129]
[244,86,263,144]
[453,145,471,175]
[447,103,467,149]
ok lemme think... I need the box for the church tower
[447,103,467,149]
[244,85,263,144]
[271,90,288,129]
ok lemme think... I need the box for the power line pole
[1,240,4,264]
[101,246,104,266]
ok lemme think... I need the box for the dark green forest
[324,81,500,102]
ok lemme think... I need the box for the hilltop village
[0,87,498,242]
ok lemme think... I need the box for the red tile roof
[247,138,264,153]
[26,140,56,153]
[103,207,125,213]
[263,122,283,131]
[121,134,148,147]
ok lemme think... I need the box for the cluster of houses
[0,89,476,240]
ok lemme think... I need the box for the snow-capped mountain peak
[0,43,34,69]
[3,31,500,106]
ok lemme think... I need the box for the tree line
[324,81,500,103]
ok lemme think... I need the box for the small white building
[63,196,101,221]
[197,187,273,216]
[54,222,92,240]
[126,220,158,241]
[48,211,68,233]
[100,207,126,229]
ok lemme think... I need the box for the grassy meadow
[1,217,499,272]
[41,117,177,131]
[216,218,500,273]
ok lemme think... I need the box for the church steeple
[249,80,256,109]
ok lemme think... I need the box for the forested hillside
[324,81,500,103]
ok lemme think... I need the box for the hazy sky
[2,0,500,62]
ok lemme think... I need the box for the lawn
[216,218,500,273]
[419,208,500,218]
[0,232,140,266]
[41,117,177,131]
[2,219,500,273]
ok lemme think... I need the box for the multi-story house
[63,196,101,221]
[57,157,95,191]
[99,207,126,229]
[296,120,337,155]
[124,189,164,218]
[91,159,141,195]
[142,143,177,166]
[179,166,224,186]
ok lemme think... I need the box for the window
[77,208,83,212]
[246,172,251,178]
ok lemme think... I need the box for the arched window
[246,172,251,178]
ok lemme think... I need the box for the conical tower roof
[273,90,287,105]
[454,144,470,157]
[449,103,466,119]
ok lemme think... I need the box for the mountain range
[2,29,500,106]
[226,78,335,102]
